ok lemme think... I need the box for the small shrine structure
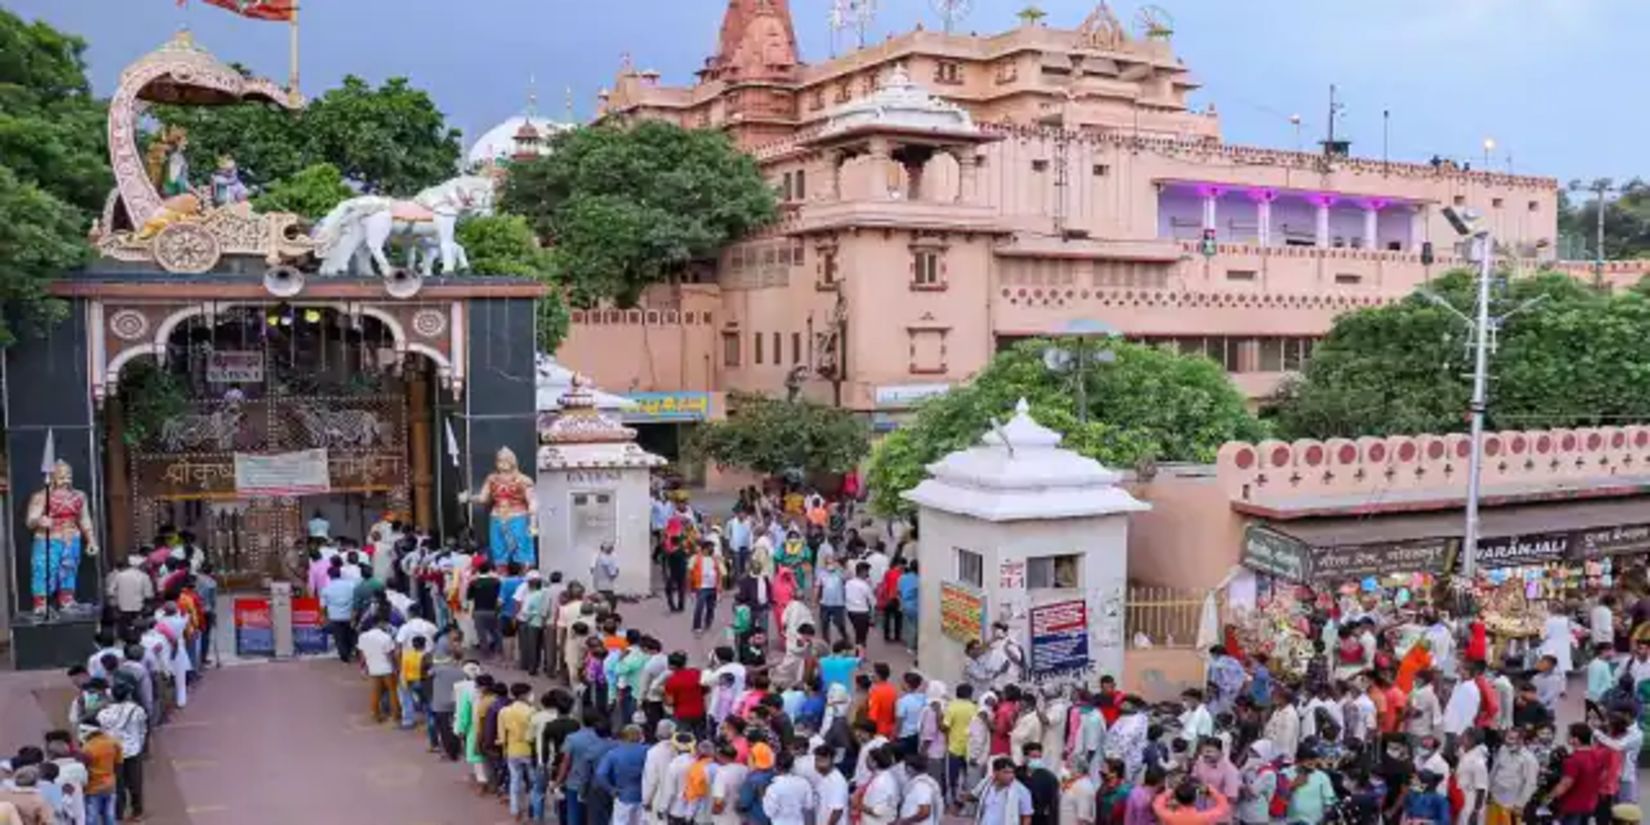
[904,399,1149,687]
[537,379,665,597]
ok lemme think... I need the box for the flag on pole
[444,418,461,468]
[39,429,56,479]
[184,0,297,21]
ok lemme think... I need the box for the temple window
[794,169,806,200]
[722,332,741,367]
[817,246,839,290]
[911,249,945,289]
[792,332,802,364]
[753,331,765,365]
[1027,553,1081,590]
[908,328,947,374]
[934,61,963,85]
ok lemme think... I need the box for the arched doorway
[107,304,442,583]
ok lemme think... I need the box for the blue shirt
[818,569,846,608]
[651,500,672,531]
[737,768,775,825]
[819,655,859,694]
[321,578,356,621]
[1249,665,1273,706]
[499,577,524,619]
[797,694,825,730]
[897,573,919,615]
[895,691,927,738]
[561,728,608,792]
[594,742,650,803]
[1402,791,1449,825]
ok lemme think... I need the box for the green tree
[155,75,461,196]
[455,214,570,352]
[866,340,1266,515]
[0,10,106,342]
[500,121,777,306]
[1269,269,1650,439]
[691,393,870,477]
[250,162,353,220]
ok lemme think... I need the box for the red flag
[194,0,296,21]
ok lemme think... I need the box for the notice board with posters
[940,582,986,644]
[233,597,275,657]
[1028,599,1091,679]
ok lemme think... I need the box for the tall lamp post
[1041,318,1121,425]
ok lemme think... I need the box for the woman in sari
[772,566,798,645]
[1394,637,1432,695]
[774,530,812,592]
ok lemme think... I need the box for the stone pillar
[407,367,435,530]
[826,150,844,201]
[954,149,978,204]
[1314,197,1333,247]
[1253,192,1274,247]
[1410,205,1427,251]
[1363,201,1382,250]
[105,399,132,556]
[868,138,893,200]
[1200,187,1220,234]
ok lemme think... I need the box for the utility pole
[1596,182,1607,288]
[1382,109,1390,174]
[1461,231,1493,579]
[1325,85,1337,154]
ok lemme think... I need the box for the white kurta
[1539,615,1574,674]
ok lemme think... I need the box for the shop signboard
[873,383,951,409]
[1474,531,1572,568]
[291,596,329,655]
[234,448,332,496]
[1241,526,1312,582]
[1028,599,1091,679]
[233,597,275,657]
[620,392,711,423]
[1572,524,1650,559]
[940,582,986,644]
[1311,537,1455,581]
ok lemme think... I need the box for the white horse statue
[312,175,497,277]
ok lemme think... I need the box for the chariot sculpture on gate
[88,30,500,300]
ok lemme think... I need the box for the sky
[9,0,1640,185]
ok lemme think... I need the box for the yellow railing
[1125,585,1222,649]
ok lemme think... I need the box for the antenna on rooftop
[930,0,973,34]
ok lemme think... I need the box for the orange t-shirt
[867,681,898,737]
[83,734,121,795]
[603,634,629,652]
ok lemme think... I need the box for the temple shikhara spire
[702,0,799,82]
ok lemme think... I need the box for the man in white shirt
[356,619,398,724]
[1442,664,1482,742]
[844,564,876,647]
[1407,670,1443,741]
[1178,689,1214,745]
[1454,731,1490,825]
[896,752,942,825]
[761,752,814,825]
[852,722,890,787]
[1425,612,1457,680]
[812,745,850,825]
[1592,596,1617,648]
[710,742,748,825]
[642,721,678,825]
[1348,684,1377,744]
[107,557,154,629]
[858,747,901,825]
[395,607,438,652]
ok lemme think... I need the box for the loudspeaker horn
[384,268,423,299]
[263,265,305,298]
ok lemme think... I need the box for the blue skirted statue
[464,447,537,568]
[26,460,99,615]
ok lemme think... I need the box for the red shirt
[1096,691,1123,726]
[662,668,706,720]
[1557,746,1606,815]
[867,681,898,737]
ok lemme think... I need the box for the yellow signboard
[940,582,985,644]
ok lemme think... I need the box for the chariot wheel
[152,221,222,274]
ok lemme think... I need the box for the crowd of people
[0,529,217,825]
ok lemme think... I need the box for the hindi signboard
[940,582,986,645]
[1241,525,1312,583]
[1028,599,1091,679]
[620,392,712,423]
[207,350,265,383]
[234,449,331,496]
[233,597,275,657]
[1310,537,1455,581]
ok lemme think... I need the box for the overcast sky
[11,0,1637,184]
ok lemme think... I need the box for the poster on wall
[207,350,265,383]
[999,560,1026,590]
[233,597,275,657]
[1028,599,1091,679]
[941,583,986,644]
[291,596,329,655]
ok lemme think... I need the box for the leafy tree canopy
[691,393,870,478]
[155,75,461,196]
[866,339,1267,515]
[250,162,354,220]
[0,9,104,343]
[500,121,777,306]
[1269,269,1650,439]
[1559,178,1650,261]
[455,214,569,352]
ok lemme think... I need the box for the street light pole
[1596,183,1607,288]
[1461,232,1493,579]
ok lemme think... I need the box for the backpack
[1261,766,1289,818]
[1473,676,1499,728]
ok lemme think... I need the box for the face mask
[1027,759,1045,770]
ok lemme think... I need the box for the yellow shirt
[499,700,535,758]
[400,649,425,684]
[943,699,977,756]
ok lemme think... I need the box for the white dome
[465,115,573,167]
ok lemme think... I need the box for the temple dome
[466,115,573,168]
[819,64,979,139]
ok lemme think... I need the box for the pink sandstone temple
[555,1,1603,445]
